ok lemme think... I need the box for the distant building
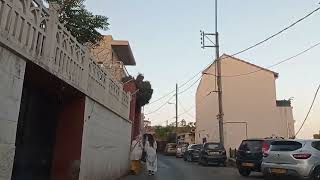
[196,54,295,152]
[177,129,195,144]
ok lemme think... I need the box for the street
[121,155,263,180]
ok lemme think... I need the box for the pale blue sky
[85,0,320,138]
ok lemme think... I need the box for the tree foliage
[46,0,109,45]
[135,74,153,107]
[121,74,153,107]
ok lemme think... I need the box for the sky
[84,0,320,139]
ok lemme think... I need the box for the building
[177,130,195,144]
[91,35,136,82]
[196,54,295,152]
[91,35,143,139]
[0,1,133,180]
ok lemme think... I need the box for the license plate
[271,168,287,174]
[209,152,219,155]
[242,162,254,167]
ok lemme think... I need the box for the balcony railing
[0,0,130,119]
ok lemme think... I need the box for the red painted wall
[51,97,85,180]
[123,81,141,139]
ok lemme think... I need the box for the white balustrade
[0,0,130,119]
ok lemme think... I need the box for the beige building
[177,131,196,144]
[91,35,136,82]
[195,54,295,151]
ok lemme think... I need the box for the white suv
[262,139,320,180]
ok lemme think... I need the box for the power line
[178,90,215,117]
[145,95,175,115]
[214,41,320,78]
[178,76,202,95]
[178,99,195,119]
[295,84,320,137]
[230,7,320,57]
[146,71,202,105]
[146,7,320,106]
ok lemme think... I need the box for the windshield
[239,140,263,151]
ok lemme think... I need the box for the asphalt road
[121,155,264,180]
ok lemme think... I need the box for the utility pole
[200,0,224,146]
[175,83,178,142]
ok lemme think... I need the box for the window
[270,141,302,151]
[239,140,263,151]
[191,144,202,150]
[205,143,223,150]
[312,141,320,151]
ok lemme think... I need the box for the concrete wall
[79,97,132,180]
[0,46,26,180]
[277,106,295,138]
[196,55,295,151]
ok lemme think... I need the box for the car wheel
[221,161,227,167]
[183,155,187,161]
[263,173,274,180]
[187,155,192,162]
[312,167,320,180]
[238,168,251,177]
[201,158,208,166]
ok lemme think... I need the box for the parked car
[164,143,177,155]
[236,138,278,177]
[262,139,320,180]
[198,142,227,166]
[176,143,189,158]
[184,144,202,162]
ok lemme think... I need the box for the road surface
[121,155,264,180]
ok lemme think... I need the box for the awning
[111,40,136,65]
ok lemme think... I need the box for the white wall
[196,55,294,152]
[277,106,295,138]
[195,67,219,143]
[79,97,132,180]
[0,46,26,180]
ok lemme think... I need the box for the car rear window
[205,143,222,150]
[168,144,176,148]
[191,144,202,149]
[239,140,263,151]
[312,141,320,151]
[270,141,302,151]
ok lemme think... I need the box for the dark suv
[183,144,202,162]
[236,138,277,176]
[198,142,227,166]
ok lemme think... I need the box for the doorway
[11,62,85,180]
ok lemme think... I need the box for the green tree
[135,74,153,107]
[47,0,109,45]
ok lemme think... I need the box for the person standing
[145,135,157,176]
[130,135,143,175]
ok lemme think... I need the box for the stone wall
[0,46,26,180]
[79,97,132,180]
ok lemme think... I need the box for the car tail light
[262,142,270,153]
[293,153,311,159]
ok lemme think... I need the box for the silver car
[262,139,320,180]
